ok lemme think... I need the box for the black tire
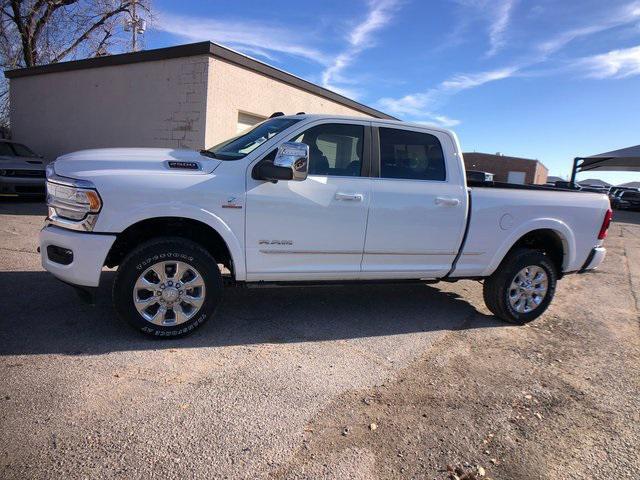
[113,237,223,337]
[483,248,557,325]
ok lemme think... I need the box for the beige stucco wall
[9,53,379,161]
[204,57,372,148]
[9,54,209,161]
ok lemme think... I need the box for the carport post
[570,157,582,186]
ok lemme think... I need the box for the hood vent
[167,161,200,170]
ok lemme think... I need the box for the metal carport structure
[571,145,640,184]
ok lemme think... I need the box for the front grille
[15,185,45,194]
[1,169,46,178]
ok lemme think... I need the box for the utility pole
[124,0,146,52]
[131,0,137,52]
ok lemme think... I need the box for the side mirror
[273,142,309,181]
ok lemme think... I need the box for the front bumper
[0,176,45,196]
[579,246,606,273]
[39,225,116,287]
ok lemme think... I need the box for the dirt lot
[1,200,639,480]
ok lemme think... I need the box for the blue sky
[146,0,640,184]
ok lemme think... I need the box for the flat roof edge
[4,41,212,79]
[4,41,396,120]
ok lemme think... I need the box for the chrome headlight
[46,163,102,231]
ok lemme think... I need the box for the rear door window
[379,128,446,181]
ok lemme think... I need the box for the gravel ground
[0,199,638,479]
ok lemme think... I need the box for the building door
[245,120,372,280]
[237,112,267,134]
[507,171,526,184]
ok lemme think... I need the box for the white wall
[9,55,209,161]
[9,53,380,161]
[204,57,372,147]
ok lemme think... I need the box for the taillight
[598,209,613,240]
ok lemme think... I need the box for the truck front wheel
[483,248,557,325]
[113,237,223,337]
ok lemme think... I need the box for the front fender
[96,203,246,281]
[483,218,575,276]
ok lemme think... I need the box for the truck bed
[450,184,610,278]
[467,179,579,192]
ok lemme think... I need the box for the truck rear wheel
[483,248,557,325]
[113,237,223,337]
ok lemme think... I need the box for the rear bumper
[579,246,606,273]
[39,225,116,287]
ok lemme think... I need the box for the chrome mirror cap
[274,142,309,181]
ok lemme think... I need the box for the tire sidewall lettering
[116,241,220,338]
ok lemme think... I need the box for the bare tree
[0,0,151,132]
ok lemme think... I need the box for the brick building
[463,152,548,184]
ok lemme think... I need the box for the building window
[379,128,446,181]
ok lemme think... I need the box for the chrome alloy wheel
[508,265,548,313]
[133,260,206,326]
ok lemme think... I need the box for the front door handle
[435,196,460,207]
[335,192,363,202]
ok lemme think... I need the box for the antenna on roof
[269,112,285,118]
[296,112,305,115]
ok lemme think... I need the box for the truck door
[245,120,372,281]
[361,125,468,278]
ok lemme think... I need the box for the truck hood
[53,148,221,180]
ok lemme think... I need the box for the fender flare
[103,203,246,281]
[483,218,575,276]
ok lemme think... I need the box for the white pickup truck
[40,115,612,337]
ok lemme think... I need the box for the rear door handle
[435,196,460,207]
[335,192,363,201]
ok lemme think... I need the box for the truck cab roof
[276,114,456,136]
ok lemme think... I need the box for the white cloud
[537,1,640,55]
[577,44,640,79]
[487,0,516,56]
[417,115,461,128]
[321,0,399,94]
[155,3,398,100]
[376,1,640,125]
[440,67,519,91]
[377,66,519,125]
[154,12,330,65]
[451,0,516,56]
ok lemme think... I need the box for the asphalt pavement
[1,199,638,479]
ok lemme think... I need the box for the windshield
[11,142,38,157]
[0,141,38,158]
[207,117,301,160]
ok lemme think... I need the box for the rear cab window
[379,127,446,181]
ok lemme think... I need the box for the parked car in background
[553,180,581,190]
[613,190,640,210]
[466,170,494,183]
[579,184,608,193]
[609,186,638,202]
[0,140,46,197]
